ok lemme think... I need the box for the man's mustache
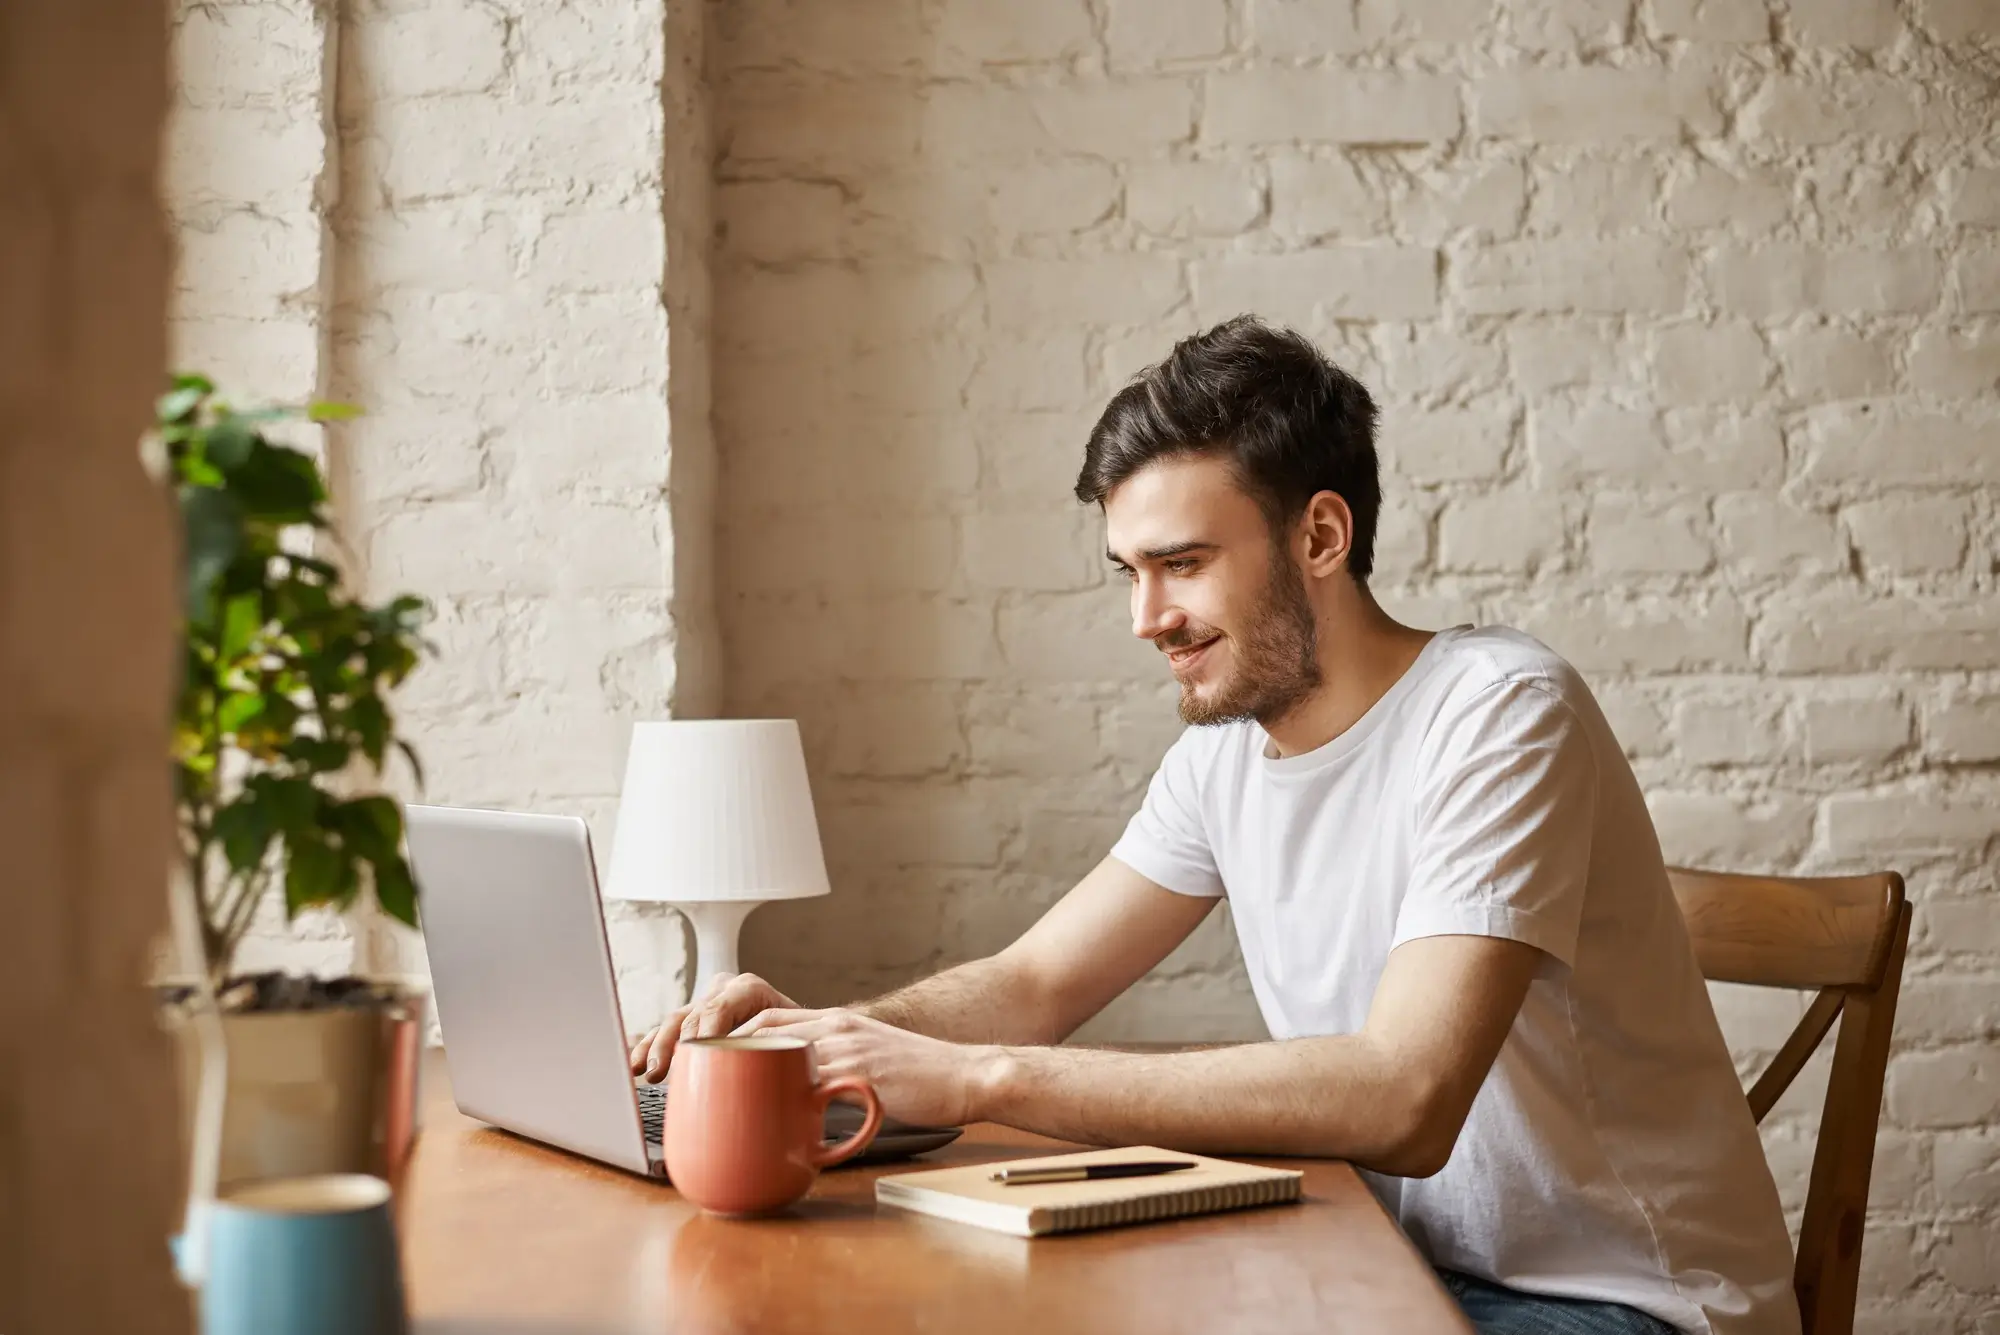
[1156,625,1221,654]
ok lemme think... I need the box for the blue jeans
[1437,1269,1681,1335]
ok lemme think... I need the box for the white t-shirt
[1110,625,1799,1335]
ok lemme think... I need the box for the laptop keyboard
[636,1083,665,1143]
[634,1082,893,1146]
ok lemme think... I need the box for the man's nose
[1130,576,1182,642]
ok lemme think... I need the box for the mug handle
[810,1077,883,1168]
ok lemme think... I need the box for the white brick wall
[166,0,716,1024]
[165,0,331,406]
[707,3,1999,1326]
[168,0,1999,1323]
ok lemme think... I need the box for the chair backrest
[1668,867,1910,1335]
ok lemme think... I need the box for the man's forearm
[966,1037,1447,1176]
[853,956,1061,1046]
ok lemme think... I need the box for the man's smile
[1164,635,1221,670]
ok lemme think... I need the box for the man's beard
[1161,554,1322,728]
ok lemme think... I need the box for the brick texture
[704,5,2000,1325]
[167,0,2000,1323]
[165,0,714,1024]
[2,1,188,1330]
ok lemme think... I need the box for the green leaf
[177,454,225,489]
[177,742,217,779]
[334,850,363,911]
[287,554,340,581]
[271,575,333,623]
[170,371,216,395]
[372,854,420,927]
[349,695,389,767]
[380,641,420,686]
[215,691,262,736]
[307,401,361,423]
[180,487,242,617]
[282,736,351,772]
[229,442,325,523]
[212,800,274,874]
[219,591,263,660]
[388,594,431,626]
[335,796,402,861]
[158,385,206,424]
[284,835,343,915]
[205,416,256,470]
[258,694,302,737]
[252,774,319,833]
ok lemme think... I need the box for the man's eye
[1164,559,1197,575]
[1116,567,1138,582]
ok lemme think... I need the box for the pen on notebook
[990,1160,1198,1185]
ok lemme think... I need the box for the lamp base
[670,900,764,1005]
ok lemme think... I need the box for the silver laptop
[406,803,960,1178]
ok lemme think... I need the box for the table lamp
[604,719,831,1001]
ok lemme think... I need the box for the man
[631,318,1799,1335]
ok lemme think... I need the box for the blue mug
[186,1173,409,1335]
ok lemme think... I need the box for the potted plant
[155,372,431,1189]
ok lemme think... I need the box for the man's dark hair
[1074,316,1382,580]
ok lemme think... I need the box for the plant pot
[164,989,423,1193]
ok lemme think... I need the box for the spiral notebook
[874,1145,1304,1237]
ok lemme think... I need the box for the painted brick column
[165,0,718,1032]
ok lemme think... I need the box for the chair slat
[1668,869,1904,989]
[1669,866,1911,1335]
[1794,903,1911,1335]
[1746,988,1844,1124]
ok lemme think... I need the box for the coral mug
[665,1035,882,1215]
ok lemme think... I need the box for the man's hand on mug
[735,1007,987,1128]
[628,972,802,1083]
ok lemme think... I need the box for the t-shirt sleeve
[1395,678,1597,966]
[1109,729,1226,898]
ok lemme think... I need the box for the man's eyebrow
[1106,540,1218,564]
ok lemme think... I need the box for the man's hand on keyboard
[628,972,802,1083]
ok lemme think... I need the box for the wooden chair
[1668,867,1911,1335]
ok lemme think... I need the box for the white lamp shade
[605,719,831,904]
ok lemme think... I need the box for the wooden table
[402,1051,1470,1334]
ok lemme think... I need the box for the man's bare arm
[961,933,1541,1177]
[854,857,1217,1045]
[637,857,1214,1075]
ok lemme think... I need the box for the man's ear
[1298,491,1354,578]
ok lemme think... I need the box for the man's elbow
[1364,1076,1469,1179]
[1374,1122,1459,1179]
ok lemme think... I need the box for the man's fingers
[630,1028,660,1075]
[689,974,771,1038]
[751,1019,840,1049]
[631,1008,688,1073]
[682,998,718,1040]
[643,1020,684,1082]
[684,976,730,1036]
[729,1008,821,1037]
[694,999,737,1039]
[631,984,829,1080]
